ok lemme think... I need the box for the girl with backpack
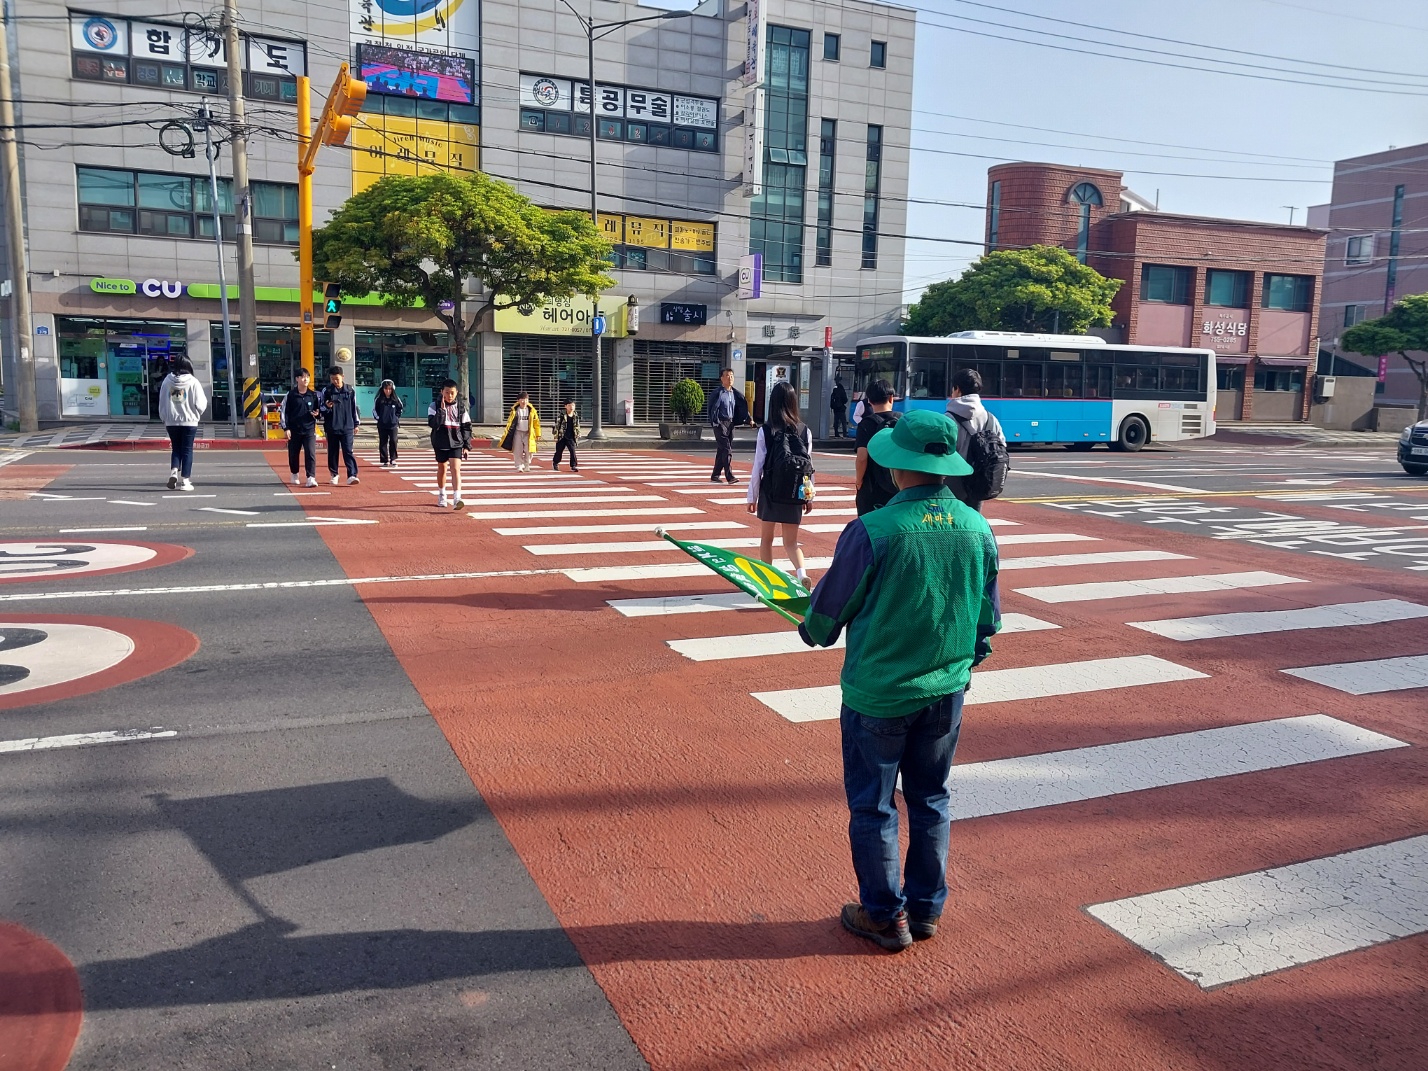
[373,379,404,466]
[746,380,815,584]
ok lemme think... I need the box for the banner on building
[494,295,632,338]
[743,86,764,197]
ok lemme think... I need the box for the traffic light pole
[297,76,315,379]
[222,0,262,438]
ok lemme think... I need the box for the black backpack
[862,410,901,500]
[953,412,1010,501]
[762,424,815,505]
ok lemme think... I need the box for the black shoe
[726,477,740,484]
[571,467,579,472]
[840,903,912,952]
[908,915,940,941]
[710,477,722,484]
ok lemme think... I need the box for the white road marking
[280,491,331,496]
[1016,571,1305,604]
[996,533,1097,546]
[1130,599,1428,641]
[986,519,1021,526]
[164,494,216,499]
[108,499,155,506]
[493,521,745,536]
[1025,472,1204,493]
[464,507,704,519]
[59,526,148,534]
[1282,654,1428,695]
[0,622,136,697]
[0,728,178,754]
[0,542,160,580]
[438,494,666,506]
[0,451,31,467]
[27,494,107,502]
[1000,550,1190,571]
[245,516,378,528]
[608,592,763,616]
[711,495,856,505]
[949,714,1405,820]
[198,506,260,516]
[564,557,834,583]
[1086,835,1428,989]
[524,537,761,556]
[405,484,617,495]
[666,613,1059,661]
[753,655,1208,722]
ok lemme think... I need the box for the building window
[1140,264,1192,305]
[1343,304,1371,328]
[1386,184,1405,303]
[1205,269,1250,308]
[77,166,298,245]
[1254,366,1305,392]
[1262,273,1313,312]
[870,41,887,68]
[1344,234,1375,266]
[988,180,1001,250]
[751,26,811,283]
[823,33,840,60]
[1067,182,1102,264]
[816,119,835,266]
[862,124,882,269]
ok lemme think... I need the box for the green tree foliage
[1340,293,1428,419]
[670,378,705,423]
[311,172,613,407]
[903,245,1123,337]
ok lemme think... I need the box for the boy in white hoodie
[944,368,1005,512]
[158,356,209,490]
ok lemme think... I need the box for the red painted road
[271,449,1427,1071]
[0,923,82,1071]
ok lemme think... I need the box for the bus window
[1085,364,1112,398]
[1160,354,1203,394]
[1003,361,1045,397]
[967,361,1000,396]
[1115,351,1163,393]
[908,356,948,399]
[1046,361,1083,398]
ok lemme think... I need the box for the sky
[901,0,1428,302]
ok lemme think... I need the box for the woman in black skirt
[746,381,815,585]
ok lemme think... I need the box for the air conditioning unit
[1316,375,1336,399]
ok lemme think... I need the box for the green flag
[655,528,810,624]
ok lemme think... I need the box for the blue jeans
[840,692,963,924]
[166,425,197,478]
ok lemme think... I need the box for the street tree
[903,245,1122,336]
[1340,293,1428,419]
[311,171,613,409]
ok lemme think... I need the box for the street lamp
[556,0,716,439]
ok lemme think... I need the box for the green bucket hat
[868,409,973,477]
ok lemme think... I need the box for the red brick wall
[987,163,1125,252]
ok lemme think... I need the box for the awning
[1213,355,1251,365]
[1256,355,1313,367]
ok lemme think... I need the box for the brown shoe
[908,915,940,941]
[840,903,912,952]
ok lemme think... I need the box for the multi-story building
[1,0,914,426]
[986,162,1326,423]
[1313,143,1428,409]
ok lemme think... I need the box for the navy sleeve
[798,520,875,647]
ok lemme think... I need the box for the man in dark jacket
[280,368,322,487]
[830,376,849,437]
[706,367,752,484]
[552,400,581,472]
[320,365,361,485]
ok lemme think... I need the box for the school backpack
[953,411,1010,501]
[762,424,815,505]
[862,410,901,500]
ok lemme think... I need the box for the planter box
[659,423,703,441]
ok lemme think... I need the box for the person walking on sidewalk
[552,400,580,471]
[707,367,752,484]
[799,409,1001,952]
[280,368,322,487]
[373,379,404,467]
[854,378,900,516]
[746,381,815,586]
[320,366,361,485]
[428,378,470,510]
[500,391,541,472]
[830,375,849,438]
[158,355,208,491]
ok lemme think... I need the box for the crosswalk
[358,448,1428,987]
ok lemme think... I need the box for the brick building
[986,162,1327,422]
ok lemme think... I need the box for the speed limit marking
[0,615,198,710]
[0,541,191,584]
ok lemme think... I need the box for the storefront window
[1254,367,1304,392]
[211,325,331,420]
[57,317,187,418]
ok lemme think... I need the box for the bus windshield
[854,341,904,397]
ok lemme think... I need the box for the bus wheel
[1066,441,1096,451]
[1111,416,1149,452]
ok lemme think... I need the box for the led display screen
[357,42,475,104]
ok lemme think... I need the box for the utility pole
[0,4,36,432]
[199,105,239,437]
[222,0,261,437]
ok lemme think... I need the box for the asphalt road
[2,436,1424,1071]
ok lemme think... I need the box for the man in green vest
[799,409,1002,951]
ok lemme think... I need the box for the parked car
[1399,419,1428,475]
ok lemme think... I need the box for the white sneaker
[167,468,178,490]
[305,476,318,488]
[330,475,340,485]
[437,493,449,508]
[291,473,301,486]
[348,475,360,485]
[180,478,194,491]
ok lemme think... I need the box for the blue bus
[852,332,1217,450]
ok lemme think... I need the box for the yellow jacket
[502,403,541,452]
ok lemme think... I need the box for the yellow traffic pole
[297,75,315,379]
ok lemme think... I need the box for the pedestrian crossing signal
[323,283,343,329]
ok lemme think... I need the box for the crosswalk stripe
[492,521,746,536]
[525,537,762,556]
[452,494,667,506]
[986,518,1020,527]
[1282,653,1428,695]
[752,655,1208,722]
[1015,571,1305,604]
[1130,599,1428,641]
[564,557,834,583]
[950,714,1405,821]
[464,507,704,519]
[608,592,764,616]
[665,612,1060,661]
[1000,550,1190,571]
[997,533,1097,546]
[711,495,856,505]
[405,485,621,496]
[1086,834,1428,989]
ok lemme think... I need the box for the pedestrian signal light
[323,283,343,329]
